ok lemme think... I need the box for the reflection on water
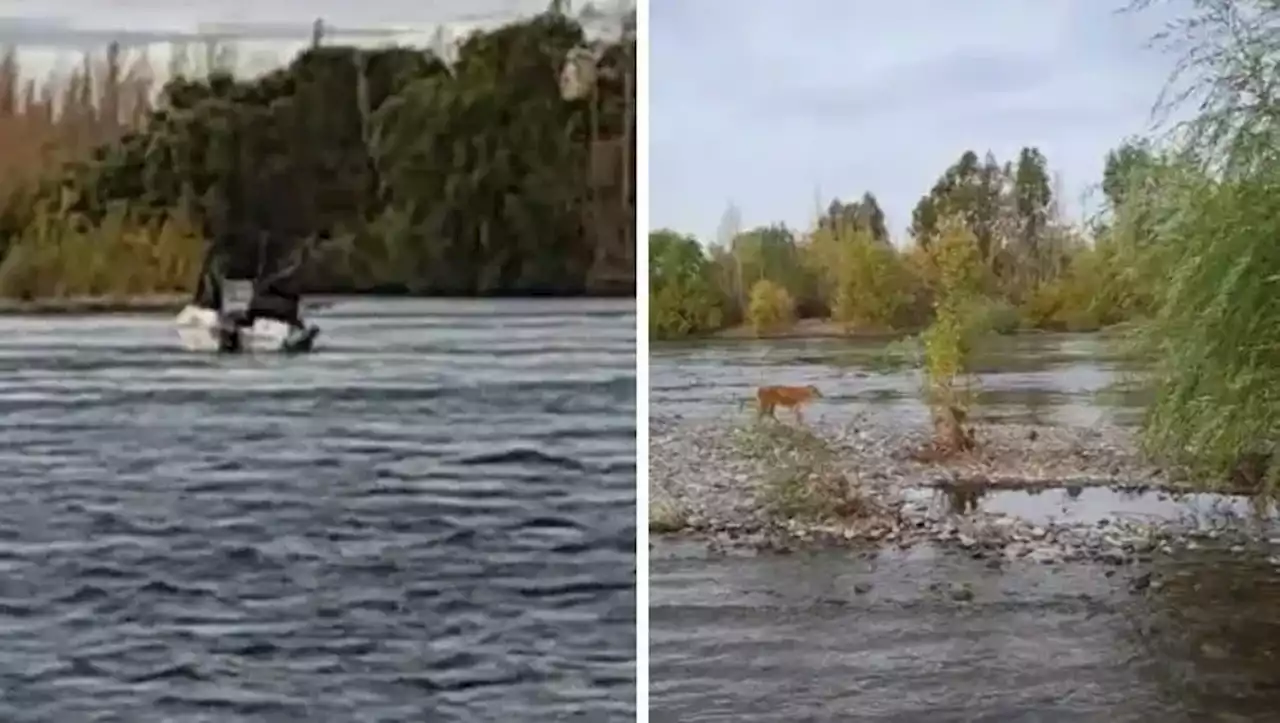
[651,334,1280,722]
[914,483,1279,532]
[939,481,988,515]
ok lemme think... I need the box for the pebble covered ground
[649,413,1279,566]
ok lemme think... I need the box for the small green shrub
[649,493,690,533]
[919,215,985,452]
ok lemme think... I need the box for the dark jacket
[248,286,302,327]
[192,259,225,311]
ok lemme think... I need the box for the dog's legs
[757,403,773,423]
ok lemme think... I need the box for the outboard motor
[215,320,241,352]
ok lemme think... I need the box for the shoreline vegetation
[651,0,1280,555]
[0,7,636,307]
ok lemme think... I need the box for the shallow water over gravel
[913,484,1280,532]
[0,298,636,722]
[651,332,1145,429]
[652,543,1280,722]
[651,335,1280,722]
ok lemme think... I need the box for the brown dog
[756,384,823,424]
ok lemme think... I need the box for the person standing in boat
[247,284,304,330]
[245,241,309,331]
[192,250,226,313]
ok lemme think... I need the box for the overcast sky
[0,0,551,39]
[0,0,618,79]
[651,0,1188,242]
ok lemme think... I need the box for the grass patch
[648,493,690,533]
[732,421,885,522]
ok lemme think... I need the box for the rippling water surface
[0,298,636,722]
[651,335,1280,723]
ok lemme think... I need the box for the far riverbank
[0,291,634,316]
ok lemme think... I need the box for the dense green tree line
[0,9,636,299]
[650,142,1132,341]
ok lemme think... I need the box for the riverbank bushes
[650,229,724,339]
[648,143,1159,340]
[1116,0,1280,489]
[0,205,202,299]
[0,9,636,300]
[746,279,795,335]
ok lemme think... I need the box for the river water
[0,298,636,722]
[651,334,1280,723]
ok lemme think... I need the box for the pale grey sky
[0,0,549,39]
[651,0,1188,241]
[0,0,628,79]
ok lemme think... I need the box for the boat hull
[174,304,319,353]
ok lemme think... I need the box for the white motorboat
[174,303,319,353]
[175,252,320,354]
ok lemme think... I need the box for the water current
[0,298,636,722]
